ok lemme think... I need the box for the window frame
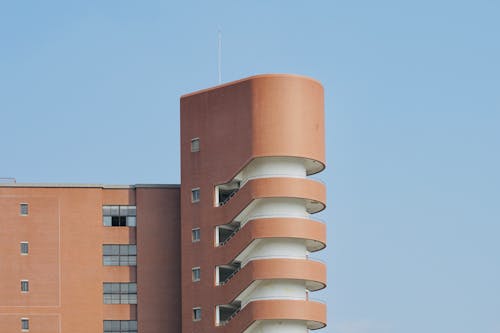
[21,280,29,293]
[103,320,138,333]
[193,307,202,321]
[191,228,200,242]
[102,244,137,266]
[102,205,137,227]
[21,318,29,331]
[20,203,29,216]
[192,267,201,282]
[191,137,200,152]
[20,242,29,255]
[103,282,137,304]
[191,188,200,203]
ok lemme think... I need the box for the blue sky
[1,1,499,332]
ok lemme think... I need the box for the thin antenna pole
[218,29,222,84]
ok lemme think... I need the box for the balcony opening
[216,224,240,246]
[217,263,241,285]
[217,302,241,325]
[215,181,240,206]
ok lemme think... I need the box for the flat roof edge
[0,183,180,189]
[180,73,322,99]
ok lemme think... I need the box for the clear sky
[1,1,499,332]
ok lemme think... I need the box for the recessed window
[191,138,200,152]
[21,318,29,331]
[191,188,200,203]
[192,267,200,282]
[191,228,200,242]
[103,282,137,304]
[102,206,136,227]
[21,280,29,293]
[20,203,28,216]
[193,307,201,321]
[103,244,137,266]
[20,242,29,255]
[103,320,137,333]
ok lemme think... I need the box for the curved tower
[180,74,327,333]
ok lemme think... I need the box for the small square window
[192,267,200,282]
[191,188,200,203]
[20,203,29,216]
[192,228,200,242]
[21,318,29,331]
[20,242,29,255]
[21,280,29,292]
[191,138,200,152]
[193,307,201,321]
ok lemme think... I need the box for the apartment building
[0,74,327,333]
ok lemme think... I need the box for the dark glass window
[103,320,137,333]
[103,245,136,266]
[20,203,28,216]
[103,283,137,304]
[20,242,29,255]
[21,280,29,292]
[192,228,200,242]
[21,319,29,330]
[103,206,136,227]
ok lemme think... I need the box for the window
[193,307,202,321]
[103,320,137,333]
[21,318,29,331]
[192,267,200,282]
[21,280,29,292]
[103,283,137,304]
[20,203,28,216]
[191,138,200,152]
[102,206,136,227]
[191,228,200,242]
[103,245,137,266]
[191,188,200,203]
[20,242,29,255]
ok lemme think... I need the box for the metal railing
[218,188,240,206]
[219,266,242,285]
[219,306,242,326]
[219,225,241,246]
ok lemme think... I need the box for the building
[0,74,327,333]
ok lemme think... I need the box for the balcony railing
[219,265,242,285]
[219,306,242,326]
[218,188,240,206]
[219,225,241,246]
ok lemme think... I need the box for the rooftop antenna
[217,28,222,84]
